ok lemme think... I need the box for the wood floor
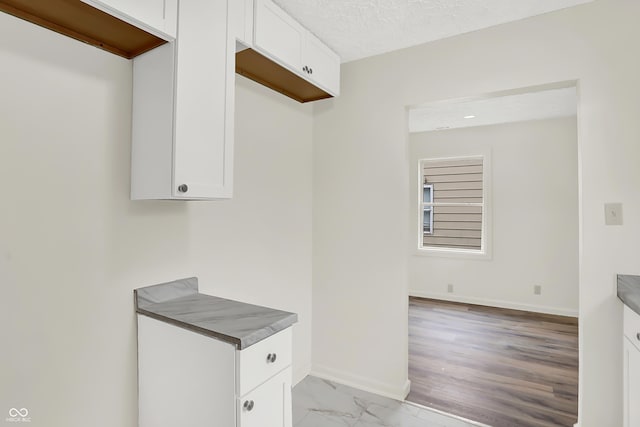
[407,297,579,427]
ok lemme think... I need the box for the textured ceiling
[409,86,577,133]
[272,0,592,62]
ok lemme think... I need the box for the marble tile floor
[293,376,489,427]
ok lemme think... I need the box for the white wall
[312,0,640,424]
[409,118,579,316]
[0,14,313,427]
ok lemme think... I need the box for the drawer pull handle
[637,332,640,341]
[266,353,277,363]
[243,400,255,411]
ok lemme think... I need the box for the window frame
[416,154,492,260]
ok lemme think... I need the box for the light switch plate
[604,203,623,225]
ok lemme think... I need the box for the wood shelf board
[0,0,166,59]
[236,48,332,104]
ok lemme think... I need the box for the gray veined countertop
[134,277,298,349]
[618,274,640,316]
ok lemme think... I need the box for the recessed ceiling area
[273,0,592,62]
[409,85,577,133]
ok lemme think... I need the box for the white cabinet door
[238,368,292,427]
[81,0,177,39]
[172,0,233,199]
[131,0,235,200]
[253,0,304,73]
[303,32,340,95]
[251,0,340,100]
[624,337,640,427]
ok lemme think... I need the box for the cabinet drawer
[237,328,292,395]
[624,305,640,352]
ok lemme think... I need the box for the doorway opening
[406,82,580,427]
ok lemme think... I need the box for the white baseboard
[401,378,411,399]
[409,290,579,317]
[293,363,312,386]
[311,364,411,401]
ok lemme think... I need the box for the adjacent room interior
[406,84,580,427]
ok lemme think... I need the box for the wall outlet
[447,284,454,293]
[604,203,623,225]
[534,285,542,295]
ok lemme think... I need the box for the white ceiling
[409,86,577,133]
[272,0,592,62]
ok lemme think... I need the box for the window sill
[414,247,492,260]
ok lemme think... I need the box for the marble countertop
[134,277,297,349]
[618,274,640,316]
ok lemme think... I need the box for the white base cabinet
[623,305,640,427]
[137,314,293,427]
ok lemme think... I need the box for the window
[419,156,484,253]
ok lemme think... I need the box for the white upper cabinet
[1,0,174,58]
[253,0,304,70]
[131,0,235,200]
[172,0,232,199]
[252,0,340,98]
[303,32,340,96]
[80,0,177,39]
[230,0,255,48]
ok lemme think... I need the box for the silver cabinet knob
[243,400,255,411]
[266,353,277,363]
[177,184,188,193]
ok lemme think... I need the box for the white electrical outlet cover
[604,203,623,226]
